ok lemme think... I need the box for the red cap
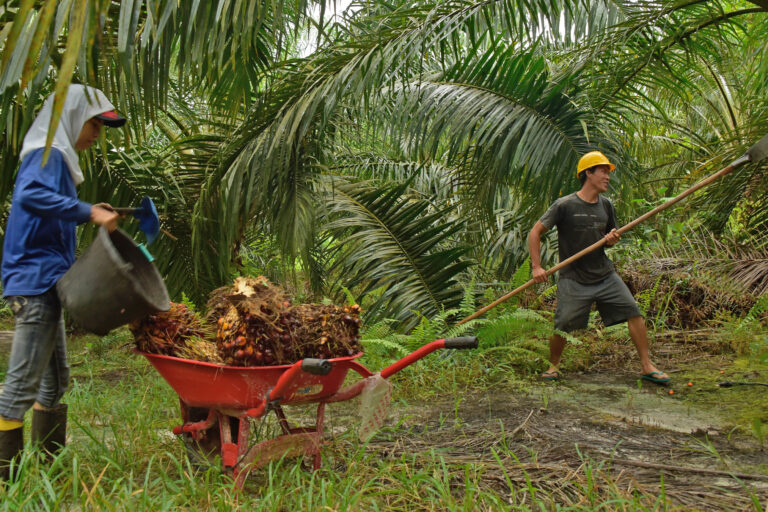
[96,110,126,127]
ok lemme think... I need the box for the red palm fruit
[235,349,245,359]
[244,345,254,356]
[235,336,247,347]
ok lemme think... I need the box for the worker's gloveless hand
[93,202,127,217]
[90,205,119,232]
[532,266,548,283]
[604,228,620,246]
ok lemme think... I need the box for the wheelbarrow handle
[379,337,479,379]
[328,336,481,403]
[245,358,333,418]
[443,336,478,349]
[301,358,332,375]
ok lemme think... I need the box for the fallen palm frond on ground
[616,229,768,329]
[619,259,756,328]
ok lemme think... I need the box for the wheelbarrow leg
[218,411,248,471]
[313,403,325,470]
[238,416,250,461]
[179,399,189,423]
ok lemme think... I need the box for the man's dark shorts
[554,272,642,332]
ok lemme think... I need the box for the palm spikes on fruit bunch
[129,303,218,361]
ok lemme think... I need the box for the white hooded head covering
[20,84,119,186]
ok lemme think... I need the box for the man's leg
[544,334,567,375]
[596,273,669,380]
[627,316,668,379]
[543,278,592,377]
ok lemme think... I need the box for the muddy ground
[359,383,767,510]
[310,334,768,510]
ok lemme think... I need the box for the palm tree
[1,0,766,327]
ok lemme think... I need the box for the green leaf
[19,0,57,92]
[0,0,35,72]
[44,0,88,165]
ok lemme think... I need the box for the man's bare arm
[529,221,549,283]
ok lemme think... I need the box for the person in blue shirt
[0,85,125,481]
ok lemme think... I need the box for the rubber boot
[0,426,24,481]
[31,404,67,457]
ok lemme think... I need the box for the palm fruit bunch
[130,302,222,363]
[288,303,362,360]
[206,276,362,366]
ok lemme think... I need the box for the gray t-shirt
[538,192,617,284]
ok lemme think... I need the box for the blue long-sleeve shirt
[2,148,92,297]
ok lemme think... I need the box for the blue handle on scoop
[135,196,160,246]
[112,197,161,245]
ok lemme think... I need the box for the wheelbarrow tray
[138,350,363,409]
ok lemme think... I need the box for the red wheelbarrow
[138,336,477,486]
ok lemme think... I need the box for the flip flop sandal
[541,370,561,381]
[641,371,670,384]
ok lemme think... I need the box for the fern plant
[634,274,662,317]
[738,292,768,361]
[477,308,571,349]
[407,308,484,351]
[360,319,410,358]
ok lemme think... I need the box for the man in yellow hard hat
[527,151,669,384]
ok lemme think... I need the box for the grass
[1,315,767,510]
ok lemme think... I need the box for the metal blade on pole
[457,134,768,326]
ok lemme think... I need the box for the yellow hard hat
[576,151,615,179]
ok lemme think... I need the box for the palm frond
[0,0,319,158]
[322,180,472,328]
